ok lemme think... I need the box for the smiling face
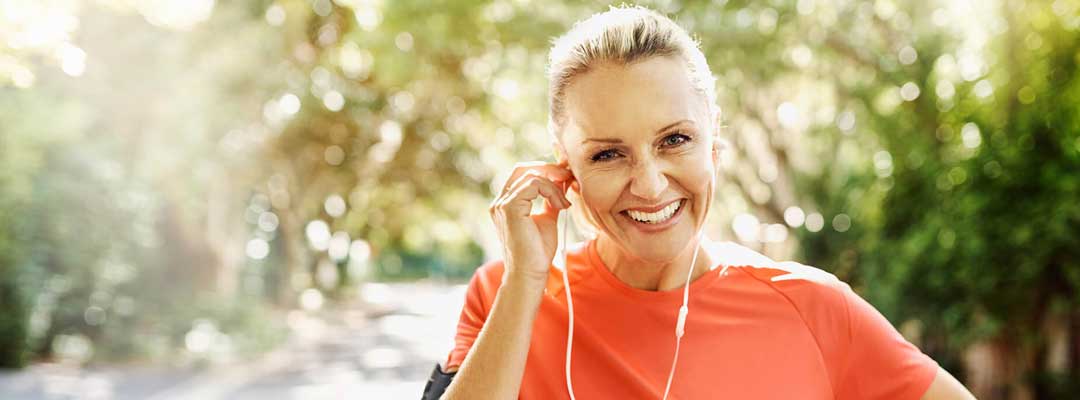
[556,55,720,264]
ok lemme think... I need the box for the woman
[426,5,975,400]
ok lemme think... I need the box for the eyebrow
[580,119,693,145]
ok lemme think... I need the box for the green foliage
[0,264,29,368]
[791,0,1080,390]
[1,2,1077,395]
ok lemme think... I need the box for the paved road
[0,282,468,400]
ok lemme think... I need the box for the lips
[618,198,688,230]
[622,198,683,214]
[625,200,682,224]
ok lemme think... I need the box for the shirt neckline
[585,238,724,301]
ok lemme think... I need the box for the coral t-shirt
[445,239,938,399]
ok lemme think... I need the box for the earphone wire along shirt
[445,239,938,399]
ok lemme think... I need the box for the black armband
[421,362,457,400]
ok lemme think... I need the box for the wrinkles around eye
[587,132,695,163]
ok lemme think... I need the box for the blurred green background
[1,0,1078,399]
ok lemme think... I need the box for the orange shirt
[446,239,938,399]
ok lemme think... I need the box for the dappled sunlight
[1,0,1077,398]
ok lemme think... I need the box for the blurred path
[0,282,467,400]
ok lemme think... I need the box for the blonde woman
[425,5,975,400]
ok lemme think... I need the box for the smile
[624,199,684,224]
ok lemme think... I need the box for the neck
[596,234,714,291]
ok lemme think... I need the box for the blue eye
[662,133,691,147]
[589,132,691,163]
[590,149,618,162]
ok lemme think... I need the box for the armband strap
[421,362,457,399]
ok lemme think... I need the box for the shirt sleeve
[444,260,504,370]
[836,287,939,400]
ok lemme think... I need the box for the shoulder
[472,258,506,283]
[463,259,506,314]
[469,240,593,299]
[707,240,850,293]
[709,242,869,390]
[708,243,936,396]
[708,240,855,341]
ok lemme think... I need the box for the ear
[551,140,581,193]
[710,134,722,165]
[711,131,729,180]
[553,141,568,165]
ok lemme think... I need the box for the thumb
[531,197,562,226]
[532,200,563,258]
[532,180,570,233]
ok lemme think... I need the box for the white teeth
[627,200,682,224]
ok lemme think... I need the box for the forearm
[442,272,546,400]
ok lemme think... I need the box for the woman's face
[557,55,719,263]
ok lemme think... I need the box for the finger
[524,175,571,211]
[500,162,574,196]
[541,183,569,215]
[532,199,563,225]
[494,179,542,220]
[531,184,569,227]
[532,183,566,221]
[518,166,573,189]
[505,175,570,217]
[505,170,571,206]
[555,160,576,192]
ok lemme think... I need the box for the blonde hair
[547,5,719,130]
[546,5,719,239]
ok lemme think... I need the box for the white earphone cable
[661,229,702,400]
[556,211,576,400]
[557,209,704,400]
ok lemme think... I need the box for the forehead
[560,55,706,144]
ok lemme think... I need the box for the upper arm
[920,367,977,400]
[443,260,504,371]
[747,265,940,399]
[834,286,941,400]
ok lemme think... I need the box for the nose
[628,158,668,201]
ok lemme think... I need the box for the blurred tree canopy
[1,0,1078,398]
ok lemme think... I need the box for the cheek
[690,165,714,193]
[660,156,714,207]
[577,171,625,214]
[682,147,715,191]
